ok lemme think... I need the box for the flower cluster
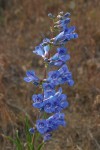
[24,12,78,142]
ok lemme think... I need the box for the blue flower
[49,47,70,66]
[36,113,66,138]
[53,30,78,45]
[42,83,55,91]
[65,26,76,34]
[43,88,61,113]
[36,120,48,134]
[32,88,68,113]
[47,70,60,85]
[53,31,65,44]
[24,70,39,85]
[46,117,58,131]
[44,94,69,113]
[55,12,74,32]
[53,13,78,45]
[43,102,53,113]
[25,11,78,142]
[43,88,62,112]
[42,83,55,98]
[43,88,69,113]
[58,65,74,86]
[32,94,44,109]
[33,38,50,59]
[47,113,66,128]
[47,64,74,86]
[59,18,71,30]
[52,113,66,127]
[59,94,69,109]
[31,88,64,113]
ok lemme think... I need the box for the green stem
[31,133,35,150]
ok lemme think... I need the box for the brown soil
[0,0,100,149]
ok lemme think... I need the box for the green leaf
[6,136,17,145]
[37,142,44,150]
[15,130,23,150]
[25,115,32,143]
[24,115,35,150]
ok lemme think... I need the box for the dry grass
[0,0,100,149]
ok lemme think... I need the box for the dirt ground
[0,0,100,149]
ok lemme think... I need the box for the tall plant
[24,11,78,149]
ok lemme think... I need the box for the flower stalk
[24,11,78,148]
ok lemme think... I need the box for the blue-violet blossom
[24,11,78,142]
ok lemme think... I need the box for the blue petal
[55,87,62,97]
[43,133,52,141]
[64,12,70,18]
[50,53,59,61]
[54,31,64,42]
[32,102,43,109]
[57,47,67,55]
[58,64,69,75]
[42,83,55,91]
[44,45,50,53]
[60,18,70,25]
[44,90,55,99]
[53,61,64,66]
[33,45,44,56]
[32,94,43,103]
[49,70,60,77]
[60,54,70,61]
[67,79,74,86]
[24,77,34,82]
[73,33,78,38]
[67,26,76,34]
[60,101,69,109]
[60,94,67,101]
[26,70,35,76]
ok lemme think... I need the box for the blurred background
[0,0,100,150]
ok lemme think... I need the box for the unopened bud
[54,21,60,25]
[48,13,55,19]
[59,11,64,15]
[50,38,55,41]
[54,25,60,28]
[57,15,62,19]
